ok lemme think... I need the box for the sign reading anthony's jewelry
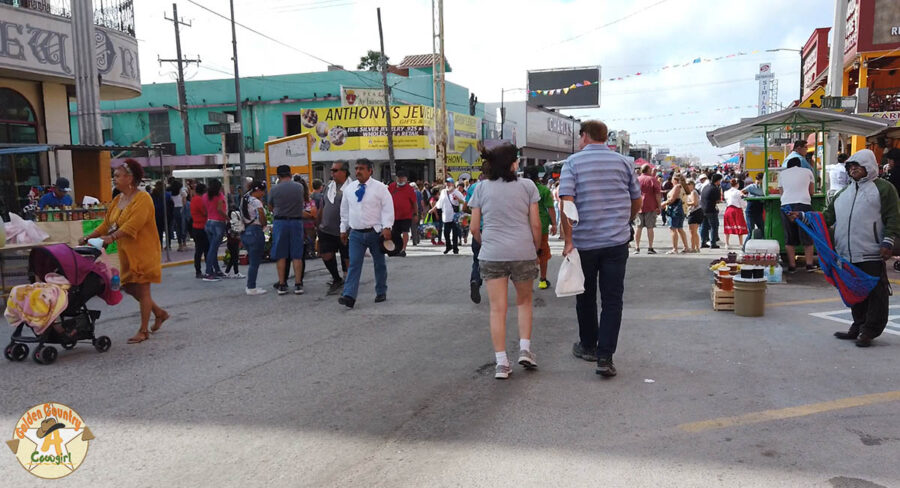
[0,5,140,96]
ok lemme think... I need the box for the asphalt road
[2,237,899,487]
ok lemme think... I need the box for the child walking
[224,217,244,279]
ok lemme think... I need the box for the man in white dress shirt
[338,158,395,308]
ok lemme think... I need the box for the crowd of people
[74,125,900,358]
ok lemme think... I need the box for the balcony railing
[1,0,135,37]
[868,87,900,113]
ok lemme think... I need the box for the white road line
[810,305,900,336]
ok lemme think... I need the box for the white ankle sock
[495,351,509,366]
[519,339,531,352]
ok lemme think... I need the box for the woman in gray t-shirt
[468,142,541,380]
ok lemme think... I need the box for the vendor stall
[706,108,890,253]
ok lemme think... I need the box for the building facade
[78,56,485,184]
[0,0,140,213]
[797,0,900,155]
[484,101,581,166]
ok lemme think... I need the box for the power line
[538,0,672,50]
[273,1,358,13]
[186,0,361,75]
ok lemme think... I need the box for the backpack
[229,208,245,234]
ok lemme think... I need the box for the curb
[161,254,224,269]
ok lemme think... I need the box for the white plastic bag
[555,248,585,297]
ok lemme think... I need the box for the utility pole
[377,7,396,180]
[72,0,102,146]
[431,0,447,181]
[161,3,199,155]
[229,0,247,185]
[825,0,848,191]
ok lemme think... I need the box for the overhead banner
[298,105,480,153]
[340,86,387,107]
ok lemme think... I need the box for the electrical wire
[537,0,673,51]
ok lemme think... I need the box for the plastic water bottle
[110,270,121,291]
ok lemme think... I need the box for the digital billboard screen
[527,67,600,109]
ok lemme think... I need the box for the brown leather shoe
[855,335,873,348]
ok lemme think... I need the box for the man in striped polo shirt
[559,120,642,378]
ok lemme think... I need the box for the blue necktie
[355,183,366,202]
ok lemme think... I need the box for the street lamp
[766,48,803,102]
[500,87,525,139]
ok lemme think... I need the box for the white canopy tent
[706,108,889,148]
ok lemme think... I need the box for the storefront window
[0,88,40,214]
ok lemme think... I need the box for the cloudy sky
[133,0,836,162]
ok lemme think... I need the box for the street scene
[2,0,900,486]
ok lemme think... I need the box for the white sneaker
[233,272,246,279]
[245,288,267,296]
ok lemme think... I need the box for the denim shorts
[271,219,304,260]
[480,259,538,282]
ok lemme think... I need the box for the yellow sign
[447,153,483,181]
[300,105,430,152]
[448,112,479,154]
[859,111,900,127]
[264,133,313,185]
[7,402,94,479]
[800,86,825,108]
[297,105,480,153]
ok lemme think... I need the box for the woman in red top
[202,179,228,280]
[190,183,208,278]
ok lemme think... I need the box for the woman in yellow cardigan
[80,159,169,344]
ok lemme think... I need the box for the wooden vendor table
[34,219,121,271]
[36,220,97,247]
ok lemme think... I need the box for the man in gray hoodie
[798,149,900,347]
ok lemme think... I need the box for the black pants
[746,207,764,241]
[443,221,459,252]
[192,227,209,275]
[471,238,482,286]
[576,243,629,358]
[224,236,240,274]
[849,260,891,339]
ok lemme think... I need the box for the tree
[358,50,387,71]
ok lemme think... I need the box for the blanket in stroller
[5,273,70,334]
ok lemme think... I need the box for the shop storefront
[0,88,42,213]
[0,1,141,216]
[484,101,580,168]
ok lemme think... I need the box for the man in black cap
[268,165,306,295]
[38,177,74,210]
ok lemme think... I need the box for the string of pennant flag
[530,49,768,98]
[605,105,759,122]
[530,80,596,98]
[630,124,720,135]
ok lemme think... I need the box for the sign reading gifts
[298,105,479,153]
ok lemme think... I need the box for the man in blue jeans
[268,165,307,296]
[559,120,642,378]
[338,159,395,309]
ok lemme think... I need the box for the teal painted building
[71,58,484,182]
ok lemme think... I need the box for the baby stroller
[4,244,120,365]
